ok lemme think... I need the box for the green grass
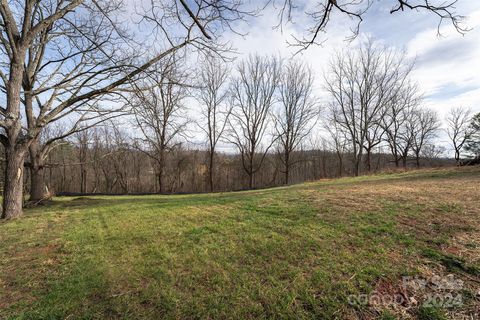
[1,166,479,319]
[417,306,447,320]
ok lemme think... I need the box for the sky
[217,0,480,150]
[116,0,480,154]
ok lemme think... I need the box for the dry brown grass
[1,166,479,319]
[297,166,480,319]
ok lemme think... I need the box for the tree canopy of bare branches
[228,54,281,189]
[196,56,231,191]
[463,113,480,162]
[274,60,318,184]
[325,40,414,176]
[0,0,471,220]
[411,108,440,167]
[381,83,423,167]
[130,58,189,194]
[446,106,474,163]
[275,0,468,50]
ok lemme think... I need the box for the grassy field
[1,167,479,319]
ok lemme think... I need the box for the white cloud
[405,9,480,125]
[187,1,480,152]
[229,2,480,120]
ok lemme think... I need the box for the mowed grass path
[1,167,479,319]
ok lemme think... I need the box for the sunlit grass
[1,166,479,319]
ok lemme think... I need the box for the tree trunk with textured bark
[2,146,26,219]
[2,53,27,219]
[29,140,48,202]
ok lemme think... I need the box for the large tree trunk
[2,53,27,219]
[455,149,460,165]
[353,154,362,177]
[208,149,214,192]
[80,165,87,193]
[336,150,343,177]
[248,151,254,189]
[2,147,26,219]
[354,162,359,176]
[353,147,362,177]
[284,150,290,185]
[157,150,165,194]
[248,172,254,189]
[157,171,163,194]
[365,148,372,172]
[30,164,47,201]
[29,140,48,202]
[392,148,400,167]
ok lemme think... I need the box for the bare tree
[196,57,231,192]
[274,60,318,184]
[110,125,132,193]
[91,124,132,194]
[325,120,348,177]
[37,124,455,196]
[275,0,468,50]
[0,0,247,218]
[382,83,422,167]
[228,55,281,189]
[131,58,189,194]
[422,144,446,164]
[363,116,385,173]
[446,106,474,164]
[325,40,413,176]
[74,131,90,194]
[411,108,440,167]
[26,123,74,199]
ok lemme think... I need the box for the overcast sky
[212,0,479,149]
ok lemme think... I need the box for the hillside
[1,167,479,319]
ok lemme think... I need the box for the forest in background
[7,126,455,196]
[0,0,475,218]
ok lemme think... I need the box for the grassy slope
[1,167,479,319]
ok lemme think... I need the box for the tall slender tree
[228,55,281,189]
[446,106,474,164]
[130,58,189,194]
[275,60,318,184]
[382,83,422,167]
[411,108,440,168]
[197,57,231,192]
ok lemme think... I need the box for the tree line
[7,43,480,201]
[0,0,470,218]
[17,124,454,197]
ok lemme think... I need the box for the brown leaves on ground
[301,166,480,319]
